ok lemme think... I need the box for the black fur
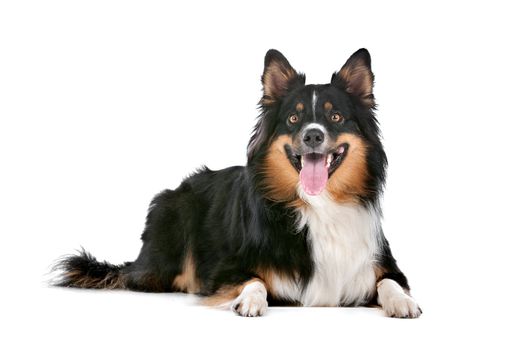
[54,248,131,289]
[53,49,413,311]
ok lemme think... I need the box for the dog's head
[248,49,386,206]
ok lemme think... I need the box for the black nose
[303,128,325,148]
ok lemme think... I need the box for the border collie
[53,48,421,318]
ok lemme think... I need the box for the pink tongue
[300,154,328,196]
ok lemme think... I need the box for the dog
[53,48,421,318]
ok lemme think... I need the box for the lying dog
[54,48,421,318]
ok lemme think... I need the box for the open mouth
[285,143,349,196]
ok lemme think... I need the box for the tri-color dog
[54,48,421,318]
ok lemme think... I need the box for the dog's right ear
[261,50,304,105]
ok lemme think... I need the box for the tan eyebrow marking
[296,102,304,112]
[324,101,333,110]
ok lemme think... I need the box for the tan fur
[261,133,368,206]
[296,102,304,112]
[261,135,304,207]
[324,101,333,111]
[172,252,201,293]
[374,264,386,282]
[255,267,299,300]
[255,268,277,296]
[326,133,369,203]
[202,278,266,307]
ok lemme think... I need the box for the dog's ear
[261,49,304,105]
[332,48,375,108]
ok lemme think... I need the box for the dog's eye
[330,113,343,123]
[288,114,300,124]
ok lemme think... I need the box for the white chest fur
[272,191,382,306]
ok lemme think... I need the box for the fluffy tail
[52,248,131,289]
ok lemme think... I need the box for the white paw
[231,281,268,317]
[381,294,422,318]
[377,279,422,319]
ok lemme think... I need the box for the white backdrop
[1,1,524,349]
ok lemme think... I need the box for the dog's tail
[52,248,131,289]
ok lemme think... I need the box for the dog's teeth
[326,154,333,168]
[301,157,304,167]
[337,146,345,154]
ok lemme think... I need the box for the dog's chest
[272,195,380,306]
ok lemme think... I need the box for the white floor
[2,276,521,350]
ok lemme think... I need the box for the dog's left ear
[332,48,375,108]
[261,49,304,105]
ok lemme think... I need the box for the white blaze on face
[312,90,318,121]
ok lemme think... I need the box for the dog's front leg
[376,278,421,318]
[231,279,269,317]
[375,237,422,318]
[204,277,269,317]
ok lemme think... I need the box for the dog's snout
[303,129,324,148]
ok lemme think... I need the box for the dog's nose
[303,129,325,148]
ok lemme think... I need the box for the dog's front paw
[231,295,268,317]
[381,294,422,318]
[377,279,422,319]
[231,281,268,317]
